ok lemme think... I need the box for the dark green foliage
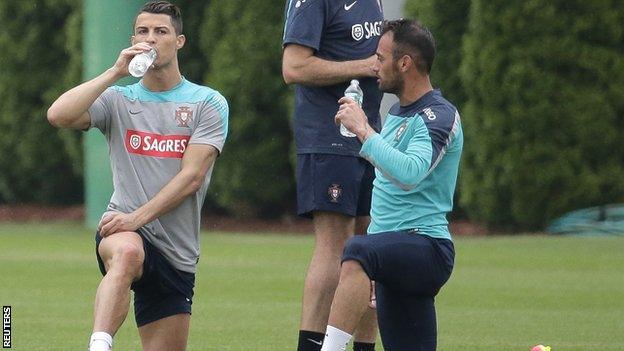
[460,0,624,229]
[0,0,83,204]
[176,0,211,83]
[405,0,470,108]
[404,0,471,220]
[199,0,294,217]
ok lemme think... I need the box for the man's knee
[343,235,370,259]
[341,236,377,281]
[100,236,144,278]
[115,243,144,267]
[340,260,365,277]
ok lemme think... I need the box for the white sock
[89,332,113,351]
[320,325,352,351]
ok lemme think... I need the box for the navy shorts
[296,153,374,218]
[342,230,454,351]
[95,230,195,327]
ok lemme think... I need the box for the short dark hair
[137,1,183,35]
[382,19,435,74]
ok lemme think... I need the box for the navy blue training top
[283,0,384,156]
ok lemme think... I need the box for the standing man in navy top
[282,1,384,350]
[322,19,463,351]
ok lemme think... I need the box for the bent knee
[343,236,371,258]
[116,243,144,264]
[104,242,145,276]
[340,260,365,276]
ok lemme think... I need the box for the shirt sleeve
[360,121,433,191]
[282,0,326,50]
[189,92,229,154]
[87,87,116,135]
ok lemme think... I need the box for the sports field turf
[0,222,622,350]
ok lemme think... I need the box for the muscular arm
[282,44,376,86]
[47,69,121,130]
[98,144,219,236]
[47,43,152,130]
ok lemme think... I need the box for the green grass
[0,223,623,350]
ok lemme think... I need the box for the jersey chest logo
[395,121,408,141]
[351,21,382,41]
[175,106,194,127]
[125,129,190,158]
[352,24,364,41]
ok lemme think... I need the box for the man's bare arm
[98,144,219,236]
[47,43,152,130]
[282,44,376,86]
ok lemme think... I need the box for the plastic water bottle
[340,79,363,137]
[128,48,157,78]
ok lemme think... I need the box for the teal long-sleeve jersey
[360,90,463,240]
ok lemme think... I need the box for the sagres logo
[352,24,364,41]
[129,134,142,150]
[352,21,382,41]
[395,121,408,141]
[125,130,190,158]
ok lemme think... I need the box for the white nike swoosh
[307,338,323,346]
[344,1,357,11]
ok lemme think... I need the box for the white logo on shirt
[364,21,382,39]
[352,24,364,41]
[424,108,437,120]
[344,1,357,11]
[295,0,306,9]
[352,21,382,41]
[125,130,190,158]
[129,134,141,150]
[395,121,408,141]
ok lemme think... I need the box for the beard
[378,70,403,95]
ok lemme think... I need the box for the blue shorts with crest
[296,153,374,218]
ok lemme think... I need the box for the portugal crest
[328,184,342,203]
[175,106,193,127]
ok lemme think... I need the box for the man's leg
[92,231,145,350]
[351,216,377,350]
[138,314,190,351]
[320,260,371,351]
[298,211,354,349]
[375,283,437,351]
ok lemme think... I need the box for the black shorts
[95,230,195,327]
[296,153,374,218]
[342,231,454,350]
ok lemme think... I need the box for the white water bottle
[128,48,157,78]
[340,79,363,137]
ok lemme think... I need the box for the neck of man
[398,74,433,107]
[141,61,183,92]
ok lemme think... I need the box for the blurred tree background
[458,0,624,229]
[0,0,83,205]
[0,0,622,231]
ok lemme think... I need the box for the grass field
[1,222,623,350]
